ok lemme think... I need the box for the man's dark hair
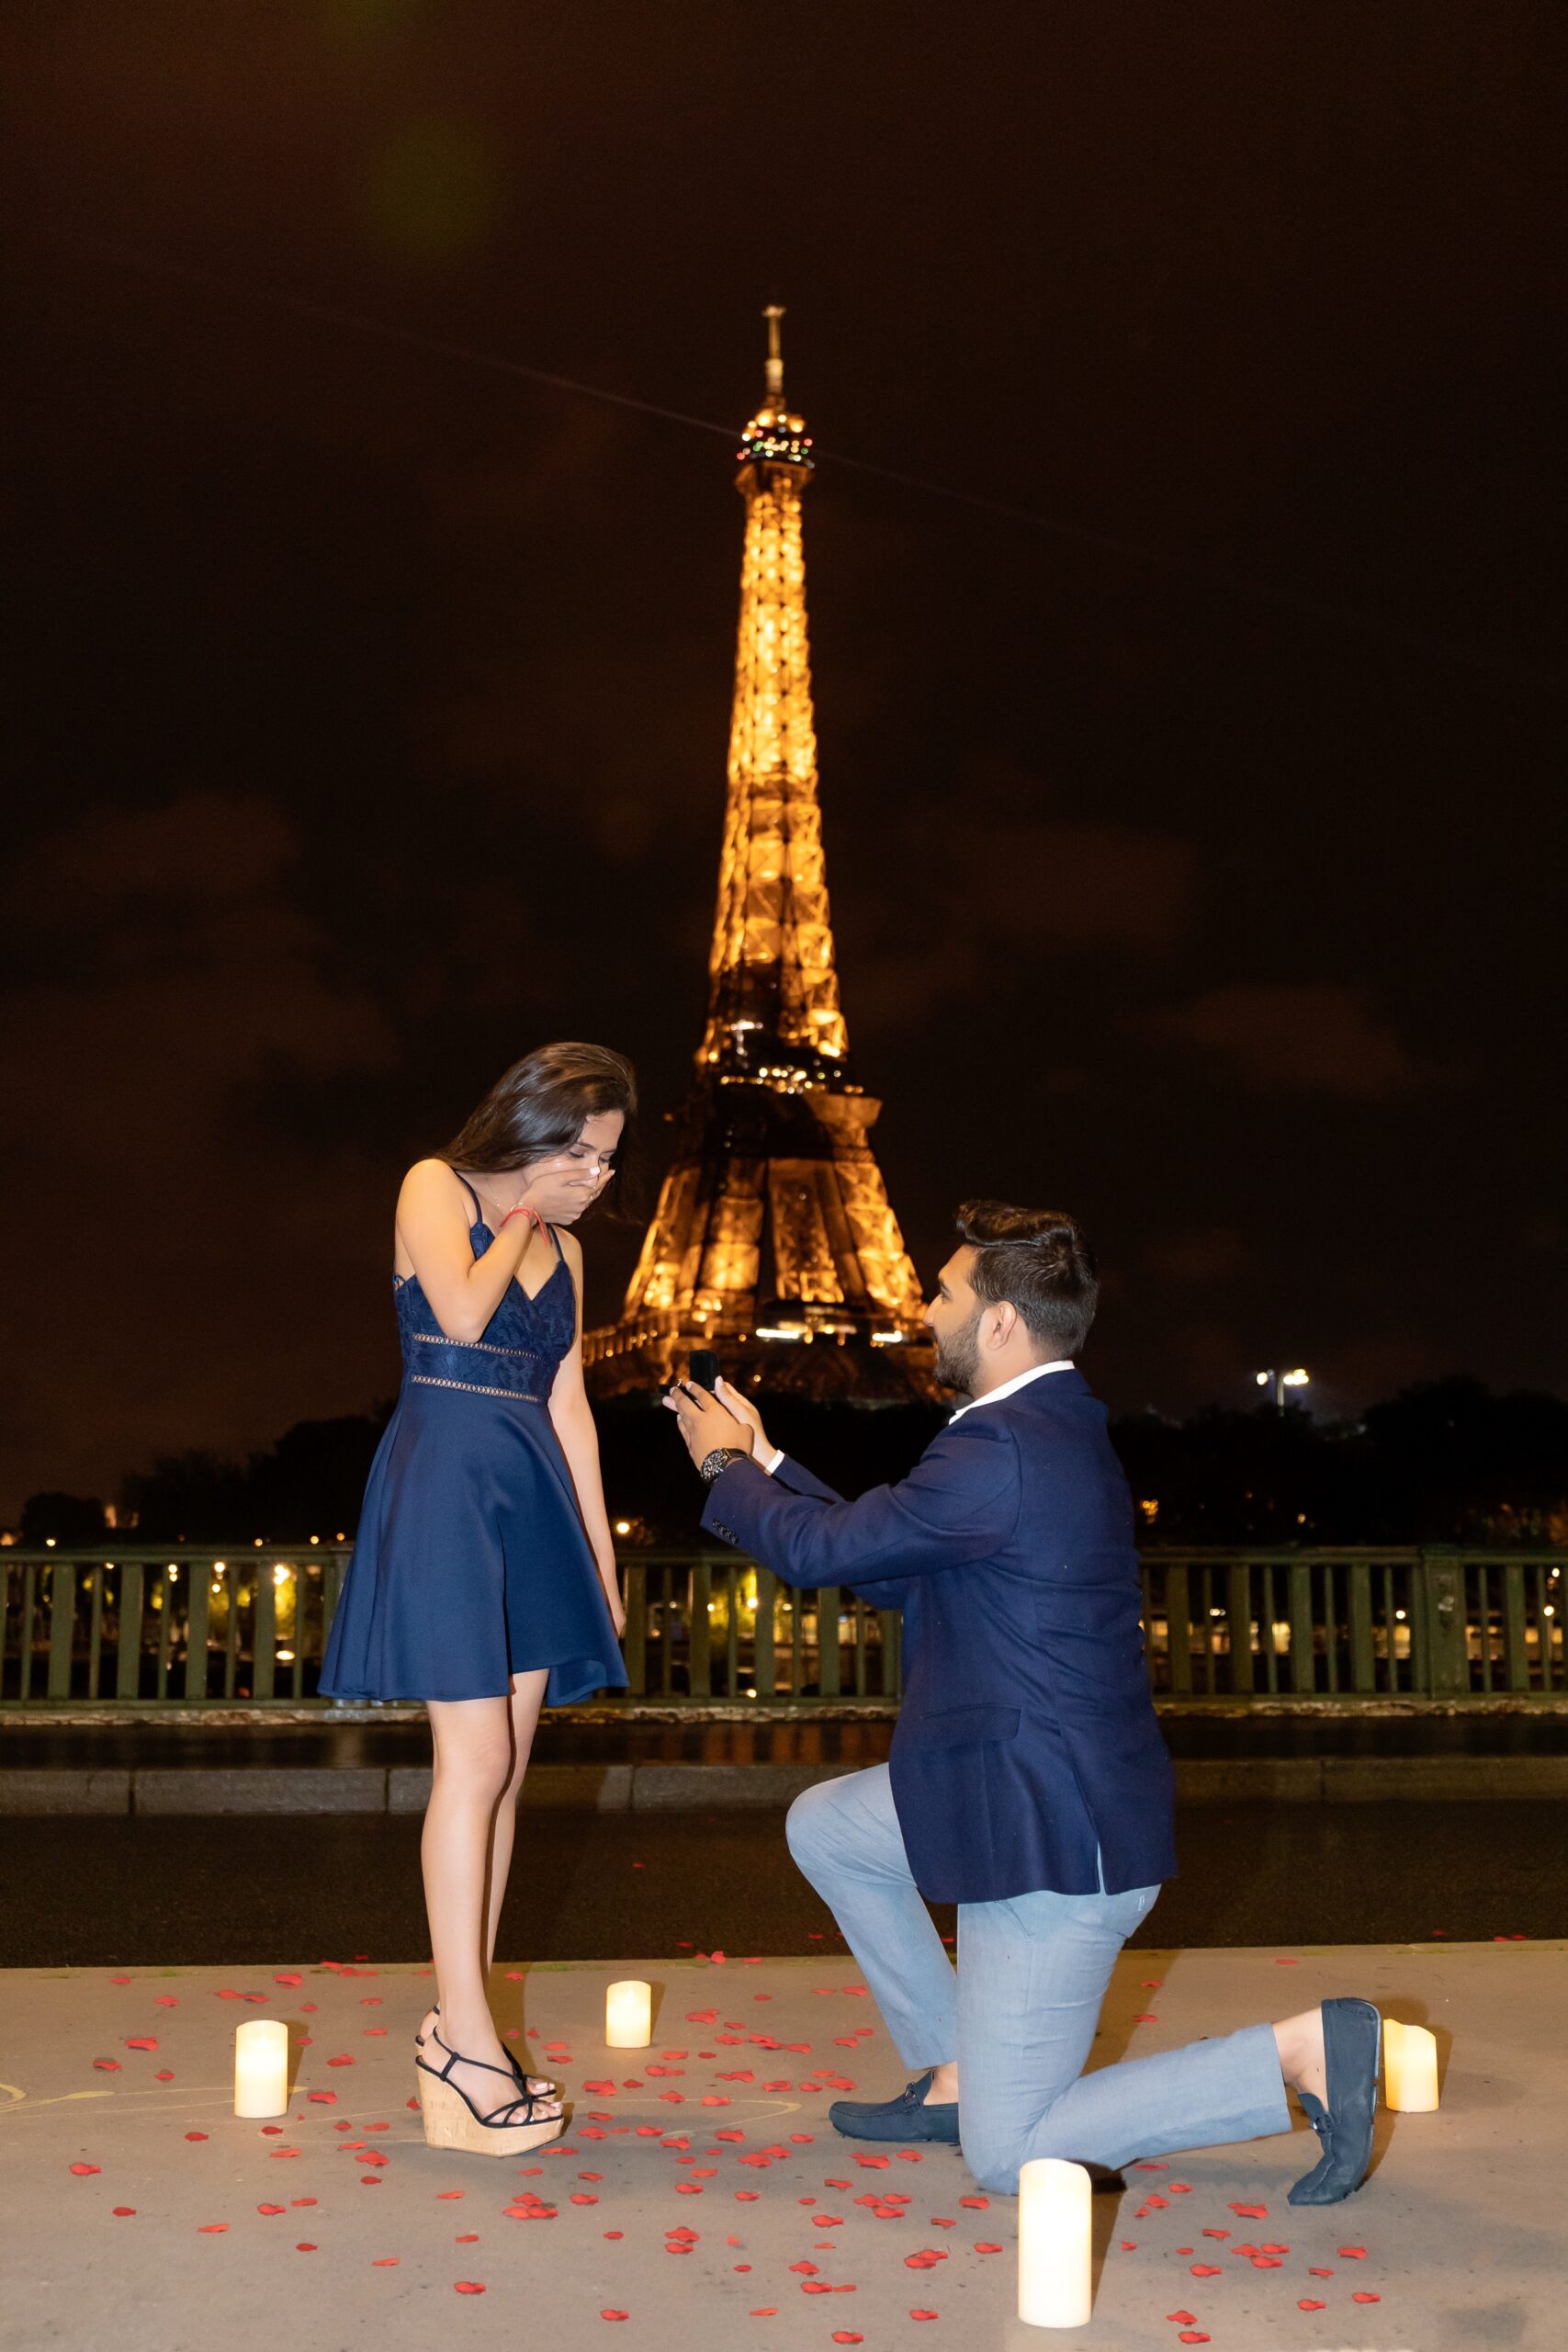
[953,1201,1100,1357]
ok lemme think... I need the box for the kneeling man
[668,1201,1379,2204]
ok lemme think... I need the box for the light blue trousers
[786,1764,1291,2194]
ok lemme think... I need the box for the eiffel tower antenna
[586,310,933,1399]
[762,300,785,406]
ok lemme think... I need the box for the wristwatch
[698,1446,750,1485]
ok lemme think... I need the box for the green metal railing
[1,1545,1563,1705]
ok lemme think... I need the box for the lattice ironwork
[586,311,933,1400]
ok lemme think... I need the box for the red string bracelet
[500,1204,541,1229]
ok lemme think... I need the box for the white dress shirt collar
[947,1359,1075,1422]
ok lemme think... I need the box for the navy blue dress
[321,1178,628,1706]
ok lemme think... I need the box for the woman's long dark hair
[442,1043,639,1223]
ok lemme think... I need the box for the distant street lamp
[1256,1367,1310,1410]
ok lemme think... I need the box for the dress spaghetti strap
[446,1166,485,1227]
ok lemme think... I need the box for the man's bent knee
[784,1781,836,1868]
[960,2123,1027,2198]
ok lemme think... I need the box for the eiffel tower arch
[585,311,936,1402]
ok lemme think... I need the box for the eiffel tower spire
[586,311,932,1398]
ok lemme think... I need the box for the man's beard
[932,1307,982,1397]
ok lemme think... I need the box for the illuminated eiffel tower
[585,310,934,1399]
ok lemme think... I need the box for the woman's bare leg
[420,1691,560,2120]
[485,1668,550,1965]
[482,1671,553,2094]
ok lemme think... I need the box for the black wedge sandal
[415,2005,558,2101]
[414,2028,565,2156]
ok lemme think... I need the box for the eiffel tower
[585,310,935,1400]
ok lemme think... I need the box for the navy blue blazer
[701,1368,1177,1905]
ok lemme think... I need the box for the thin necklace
[472,1174,529,1227]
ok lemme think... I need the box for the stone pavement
[1,1943,1558,2352]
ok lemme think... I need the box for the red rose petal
[1352,2292,1382,2304]
[600,2312,629,2323]
[1166,2313,1197,2326]
[1179,2336,1211,2346]
[830,2336,863,2346]
[257,2204,286,2216]
[372,2258,400,2267]
[296,2242,317,2252]
[1298,2301,1326,2312]
[113,2208,136,2217]
[1338,2245,1368,2258]
[69,2164,101,2177]
[92,2060,120,2073]
[197,2223,228,2233]
[454,2281,486,2293]
[1189,2264,1222,2277]
[185,2132,209,2143]
[124,2037,159,2051]
[910,2312,939,2323]
[1229,2201,1268,2218]
[975,2243,1003,2254]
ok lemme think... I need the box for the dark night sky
[3,1,1562,1519]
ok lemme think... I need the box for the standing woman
[321,1043,633,2155]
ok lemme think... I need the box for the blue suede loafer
[829,2069,961,2144]
[1288,1996,1382,2206]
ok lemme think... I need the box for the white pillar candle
[1017,2156,1092,2328]
[233,2018,289,2118]
[604,1979,652,2049]
[1383,2018,1439,2111]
